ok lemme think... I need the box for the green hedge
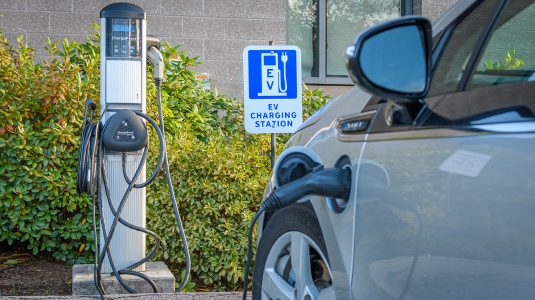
[0,27,329,289]
[147,132,272,289]
[0,35,97,263]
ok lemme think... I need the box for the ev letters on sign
[243,45,302,134]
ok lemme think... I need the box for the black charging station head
[102,110,148,152]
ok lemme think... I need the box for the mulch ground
[0,244,71,296]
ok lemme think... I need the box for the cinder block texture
[183,17,225,39]
[72,262,175,295]
[3,11,48,33]
[28,0,73,12]
[0,0,28,10]
[0,0,287,99]
[50,12,99,34]
[148,15,183,38]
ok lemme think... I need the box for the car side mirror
[346,16,432,100]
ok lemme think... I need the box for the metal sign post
[268,41,275,169]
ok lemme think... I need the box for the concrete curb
[72,263,175,295]
[0,292,250,300]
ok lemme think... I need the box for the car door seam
[349,133,368,300]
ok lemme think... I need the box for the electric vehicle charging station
[74,2,189,295]
[99,2,147,274]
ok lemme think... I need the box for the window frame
[457,0,508,91]
[287,0,415,85]
[421,0,535,127]
[427,0,535,96]
[465,0,535,90]
[426,0,501,97]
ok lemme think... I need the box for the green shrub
[0,27,331,289]
[0,35,96,263]
[147,132,271,290]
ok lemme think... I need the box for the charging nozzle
[147,35,164,81]
[148,46,164,81]
[261,166,352,211]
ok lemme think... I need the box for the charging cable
[148,44,191,291]
[241,166,352,300]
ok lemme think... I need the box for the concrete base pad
[72,262,175,295]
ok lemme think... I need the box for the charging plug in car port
[328,155,352,213]
[267,153,352,212]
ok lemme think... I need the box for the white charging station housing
[99,2,147,273]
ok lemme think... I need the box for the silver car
[252,0,535,299]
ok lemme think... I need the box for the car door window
[424,0,535,127]
[467,1,535,90]
[428,0,500,97]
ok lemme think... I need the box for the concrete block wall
[0,0,285,99]
[1,0,456,99]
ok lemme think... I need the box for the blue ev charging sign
[243,45,302,134]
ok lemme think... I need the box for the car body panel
[288,86,371,147]
[259,1,476,296]
[304,126,363,299]
[352,129,535,299]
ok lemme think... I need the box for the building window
[287,0,414,84]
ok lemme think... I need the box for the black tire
[252,204,331,300]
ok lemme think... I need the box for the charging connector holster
[102,110,148,152]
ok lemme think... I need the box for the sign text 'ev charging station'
[243,46,302,134]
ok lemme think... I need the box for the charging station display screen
[106,18,142,58]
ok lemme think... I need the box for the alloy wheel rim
[261,231,332,300]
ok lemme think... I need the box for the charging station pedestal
[72,3,174,295]
[99,1,147,274]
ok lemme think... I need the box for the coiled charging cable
[76,78,190,298]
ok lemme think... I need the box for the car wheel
[252,205,335,300]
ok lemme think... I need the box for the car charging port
[328,155,352,213]
[276,152,322,187]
